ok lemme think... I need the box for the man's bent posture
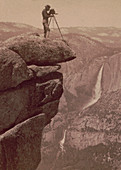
[42,5,52,38]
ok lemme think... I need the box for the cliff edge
[0,33,76,170]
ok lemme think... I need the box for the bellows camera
[49,9,56,15]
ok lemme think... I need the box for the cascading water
[83,65,104,110]
[59,130,67,153]
[50,130,67,170]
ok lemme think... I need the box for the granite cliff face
[0,33,75,170]
[57,52,121,170]
[73,57,121,170]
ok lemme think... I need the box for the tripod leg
[48,17,52,26]
[47,30,50,38]
[47,17,53,38]
[53,16,64,40]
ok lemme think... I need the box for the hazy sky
[0,0,121,28]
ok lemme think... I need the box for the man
[42,5,52,38]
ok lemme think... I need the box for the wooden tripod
[48,15,64,40]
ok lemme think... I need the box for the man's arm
[42,10,50,19]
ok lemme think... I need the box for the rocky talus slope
[0,33,75,170]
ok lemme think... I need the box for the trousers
[43,20,50,38]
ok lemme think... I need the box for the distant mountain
[0,22,42,42]
[1,22,121,48]
[61,27,121,48]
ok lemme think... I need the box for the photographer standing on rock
[42,5,53,38]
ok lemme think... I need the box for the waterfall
[83,65,104,109]
[49,130,67,170]
[59,130,67,152]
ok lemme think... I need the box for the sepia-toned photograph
[0,0,121,170]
